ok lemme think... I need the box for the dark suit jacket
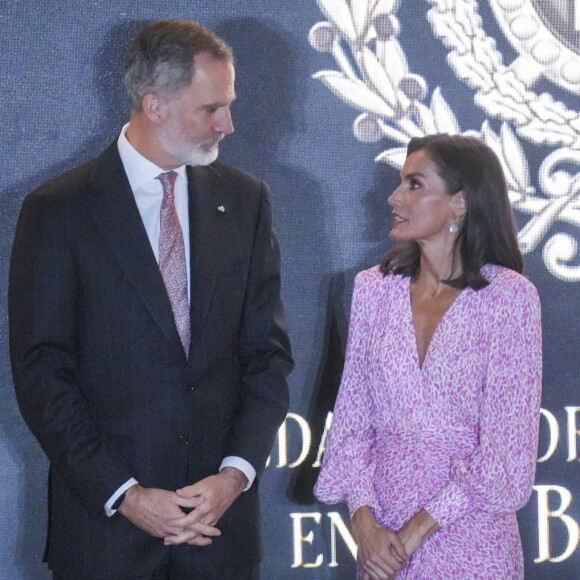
[9,141,293,579]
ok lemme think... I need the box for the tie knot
[158,171,178,195]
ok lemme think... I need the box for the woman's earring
[449,220,459,234]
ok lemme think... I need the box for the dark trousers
[52,549,260,580]
[147,550,260,580]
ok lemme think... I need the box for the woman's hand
[397,509,440,558]
[352,506,408,580]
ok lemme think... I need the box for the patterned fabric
[158,171,190,355]
[314,264,542,579]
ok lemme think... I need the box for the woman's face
[388,149,465,244]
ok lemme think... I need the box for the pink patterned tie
[158,171,190,356]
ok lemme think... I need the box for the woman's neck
[416,241,462,292]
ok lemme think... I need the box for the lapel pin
[217,205,226,213]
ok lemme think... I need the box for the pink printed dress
[314,265,542,579]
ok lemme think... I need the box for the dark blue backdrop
[1,1,579,578]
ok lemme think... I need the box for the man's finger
[186,535,214,546]
[164,521,221,546]
[188,522,221,537]
[174,494,205,509]
[167,513,221,535]
[176,482,205,497]
[164,531,212,546]
[168,504,212,528]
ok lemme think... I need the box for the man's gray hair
[124,19,233,112]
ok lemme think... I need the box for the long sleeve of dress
[314,269,382,516]
[424,275,542,527]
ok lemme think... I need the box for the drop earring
[450,195,465,233]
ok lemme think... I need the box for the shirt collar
[117,122,187,191]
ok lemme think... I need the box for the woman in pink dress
[314,134,542,579]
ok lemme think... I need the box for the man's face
[157,52,236,167]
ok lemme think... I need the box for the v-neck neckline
[406,277,466,371]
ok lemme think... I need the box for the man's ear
[453,191,467,217]
[141,93,167,123]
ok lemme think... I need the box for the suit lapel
[88,142,183,353]
[187,164,233,357]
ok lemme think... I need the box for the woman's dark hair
[380,133,523,290]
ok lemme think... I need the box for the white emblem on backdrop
[309,0,580,281]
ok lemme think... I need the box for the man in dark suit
[9,19,293,580]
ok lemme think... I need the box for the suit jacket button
[178,435,189,446]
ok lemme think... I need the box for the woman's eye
[410,180,420,190]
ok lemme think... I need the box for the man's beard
[158,129,221,167]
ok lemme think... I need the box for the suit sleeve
[223,181,293,481]
[9,192,134,516]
